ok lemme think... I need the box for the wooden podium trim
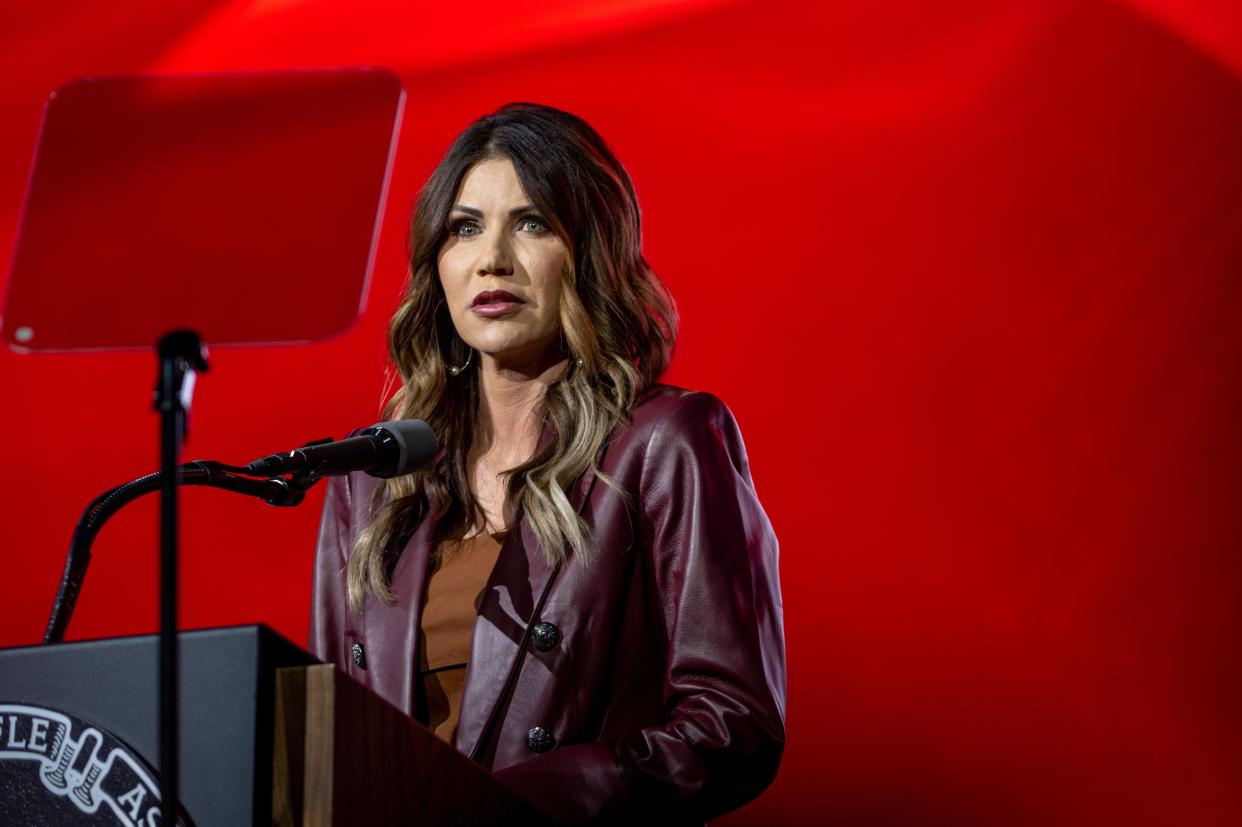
[272,664,546,826]
[272,665,309,825]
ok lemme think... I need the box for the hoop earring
[447,344,473,376]
[559,329,586,369]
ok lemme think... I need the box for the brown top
[415,530,505,743]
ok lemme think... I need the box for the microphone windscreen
[374,419,438,476]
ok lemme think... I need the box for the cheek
[529,249,568,311]
[437,251,467,302]
[534,276,564,334]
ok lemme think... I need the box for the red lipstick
[471,289,524,317]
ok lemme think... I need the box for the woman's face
[438,157,568,368]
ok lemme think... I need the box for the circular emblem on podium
[0,702,191,826]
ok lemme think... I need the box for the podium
[0,625,548,825]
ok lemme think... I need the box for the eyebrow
[448,204,540,217]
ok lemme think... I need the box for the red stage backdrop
[2,2,1240,824]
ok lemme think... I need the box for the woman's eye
[518,216,549,234]
[449,219,481,237]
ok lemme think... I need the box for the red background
[2,1,1240,823]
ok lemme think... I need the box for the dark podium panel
[0,625,313,825]
[0,625,549,826]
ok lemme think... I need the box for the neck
[475,349,567,460]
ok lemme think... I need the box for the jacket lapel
[456,467,601,759]
[455,518,559,758]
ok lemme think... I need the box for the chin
[476,333,563,366]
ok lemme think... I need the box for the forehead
[454,157,530,207]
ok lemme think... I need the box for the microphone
[243,419,437,479]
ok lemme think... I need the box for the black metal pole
[159,354,180,827]
[154,331,207,827]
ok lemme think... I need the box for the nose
[478,231,514,277]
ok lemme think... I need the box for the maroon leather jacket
[310,386,786,824]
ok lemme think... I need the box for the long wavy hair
[347,103,678,611]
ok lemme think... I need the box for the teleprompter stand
[1,70,407,821]
[154,331,209,827]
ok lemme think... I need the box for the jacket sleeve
[495,392,787,823]
[309,472,355,669]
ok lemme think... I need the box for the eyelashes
[447,217,481,238]
[446,214,552,238]
[516,216,551,235]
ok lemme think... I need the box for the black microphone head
[367,419,437,477]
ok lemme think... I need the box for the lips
[473,289,522,306]
[471,289,524,317]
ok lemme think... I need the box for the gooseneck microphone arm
[42,417,438,645]
[43,461,314,644]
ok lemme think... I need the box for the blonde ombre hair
[347,103,677,611]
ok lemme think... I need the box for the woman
[311,103,785,824]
